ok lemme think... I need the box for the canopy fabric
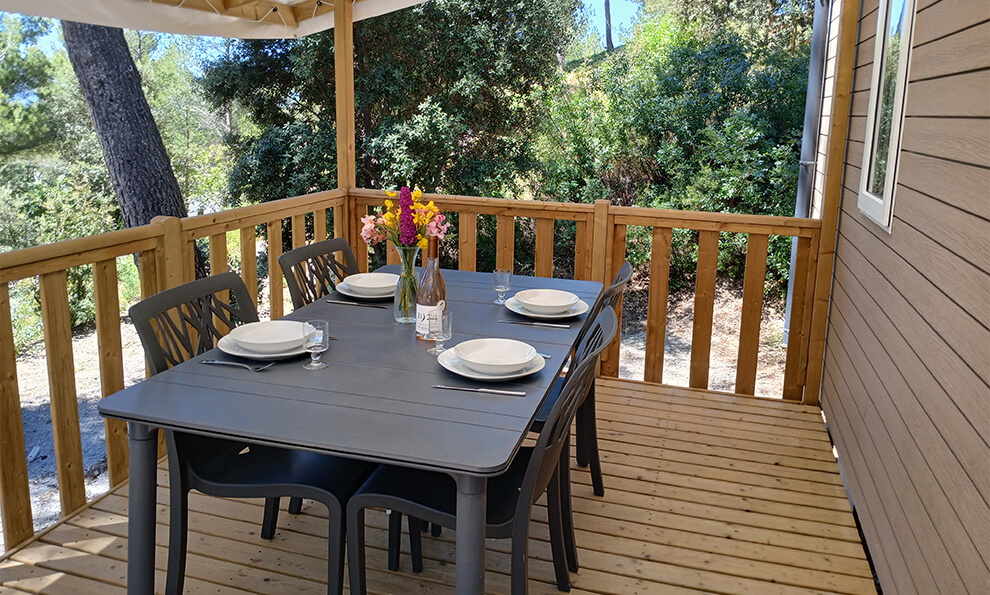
[0,0,430,38]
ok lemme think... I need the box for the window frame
[857,0,917,231]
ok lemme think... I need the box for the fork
[200,360,275,372]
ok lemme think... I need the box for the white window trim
[857,0,917,232]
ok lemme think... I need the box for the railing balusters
[240,226,258,307]
[0,282,33,550]
[459,213,477,271]
[496,215,514,272]
[535,219,554,278]
[267,220,284,320]
[292,214,306,250]
[355,205,369,272]
[645,227,672,384]
[39,270,86,515]
[314,208,328,243]
[209,233,230,337]
[93,260,129,486]
[735,234,770,396]
[386,241,400,265]
[574,218,589,280]
[690,230,720,389]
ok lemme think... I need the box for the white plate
[341,273,398,296]
[335,281,395,301]
[438,350,545,382]
[228,320,310,354]
[513,289,580,315]
[453,338,538,375]
[218,335,307,360]
[505,296,589,320]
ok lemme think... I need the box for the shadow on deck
[0,379,875,594]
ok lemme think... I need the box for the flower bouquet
[360,187,450,322]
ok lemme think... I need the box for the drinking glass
[426,310,453,355]
[303,320,330,370]
[493,269,512,305]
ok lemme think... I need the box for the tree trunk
[61,21,206,278]
[605,0,614,52]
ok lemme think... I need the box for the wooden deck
[0,379,875,595]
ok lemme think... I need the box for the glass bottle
[416,235,446,339]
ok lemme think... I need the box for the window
[858,0,916,230]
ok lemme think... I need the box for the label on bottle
[416,304,441,337]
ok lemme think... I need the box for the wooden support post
[644,227,672,384]
[93,260,128,486]
[39,271,86,515]
[152,215,185,291]
[601,224,626,378]
[496,215,515,272]
[803,0,860,406]
[459,213,477,271]
[334,0,356,190]
[535,218,554,278]
[590,200,611,285]
[784,236,813,400]
[689,231,719,389]
[267,220,284,319]
[240,226,258,307]
[0,282,33,550]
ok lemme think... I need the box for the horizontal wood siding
[822,0,990,592]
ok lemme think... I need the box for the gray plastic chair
[129,272,375,595]
[279,237,359,310]
[349,308,619,595]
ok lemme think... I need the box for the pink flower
[360,214,382,244]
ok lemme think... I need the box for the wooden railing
[0,188,823,552]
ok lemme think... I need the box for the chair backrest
[129,272,259,376]
[520,308,618,507]
[568,260,632,361]
[278,238,359,310]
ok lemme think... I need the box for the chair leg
[559,433,579,572]
[165,488,189,595]
[327,505,346,595]
[510,516,532,595]
[407,514,424,573]
[574,405,589,467]
[546,470,572,592]
[387,510,402,571]
[261,497,280,539]
[288,497,303,514]
[584,389,605,497]
[346,506,368,595]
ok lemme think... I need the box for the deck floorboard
[1,379,875,594]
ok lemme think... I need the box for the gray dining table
[99,267,602,595]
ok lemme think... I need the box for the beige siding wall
[821,0,990,592]
[811,0,845,219]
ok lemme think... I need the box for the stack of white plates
[219,320,311,360]
[438,338,545,381]
[507,289,588,319]
[336,273,398,300]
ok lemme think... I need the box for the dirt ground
[1,279,786,552]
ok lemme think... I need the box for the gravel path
[1,282,785,553]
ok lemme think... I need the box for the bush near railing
[0,188,822,554]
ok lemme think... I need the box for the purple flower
[398,186,417,245]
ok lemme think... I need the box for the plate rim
[438,350,546,382]
[505,296,590,320]
[335,281,395,301]
[341,272,398,296]
[218,335,307,360]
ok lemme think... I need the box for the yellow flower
[385,190,397,198]
[412,189,423,200]
[418,237,428,249]
[385,199,394,210]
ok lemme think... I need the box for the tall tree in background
[604,0,614,52]
[61,21,190,231]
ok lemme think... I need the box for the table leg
[127,423,158,595]
[454,474,487,594]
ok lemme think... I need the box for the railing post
[152,215,185,291]
[590,199,611,285]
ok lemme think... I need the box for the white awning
[0,0,430,38]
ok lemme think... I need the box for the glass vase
[393,245,420,323]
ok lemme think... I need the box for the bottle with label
[416,235,446,339]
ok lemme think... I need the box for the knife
[498,320,570,329]
[326,299,390,309]
[432,384,527,397]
